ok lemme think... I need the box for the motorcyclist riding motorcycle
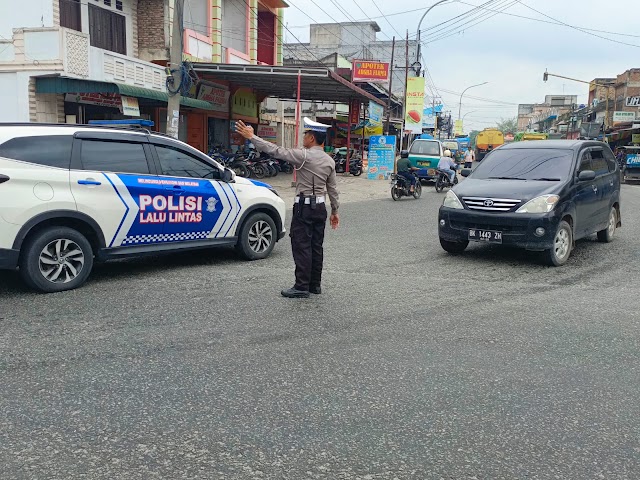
[437,150,458,185]
[396,154,419,193]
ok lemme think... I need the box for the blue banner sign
[368,135,397,180]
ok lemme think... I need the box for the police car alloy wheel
[236,212,277,260]
[20,227,94,293]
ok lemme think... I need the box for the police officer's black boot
[309,285,321,295]
[281,287,310,299]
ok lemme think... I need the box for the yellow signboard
[454,120,463,136]
[405,77,425,134]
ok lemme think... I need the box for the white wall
[24,30,60,61]
[0,0,55,38]
[0,71,38,122]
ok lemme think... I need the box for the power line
[370,0,402,38]
[436,87,518,105]
[457,0,640,40]
[514,0,640,49]
[418,0,504,38]
[422,0,518,44]
[289,0,375,51]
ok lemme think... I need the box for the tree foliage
[496,117,518,134]
[469,130,480,148]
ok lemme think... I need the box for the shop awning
[191,64,385,106]
[35,77,214,110]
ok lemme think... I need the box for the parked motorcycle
[390,172,422,200]
[335,155,363,176]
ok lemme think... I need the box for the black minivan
[438,140,621,266]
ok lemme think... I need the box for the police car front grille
[462,197,521,212]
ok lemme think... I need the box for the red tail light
[0,174,9,184]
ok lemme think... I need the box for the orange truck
[475,128,505,161]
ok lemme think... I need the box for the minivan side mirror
[578,170,596,182]
[400,150,409,158]
[461,168,472,177]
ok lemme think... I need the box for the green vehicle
[400,138,444,181]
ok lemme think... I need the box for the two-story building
[0,0,287,152]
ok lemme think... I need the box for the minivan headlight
[443,190,463,209]
[516,195,559,213]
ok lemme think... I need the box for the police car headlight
[443,190,463,209]
[269,188,280,197]
[516,195,559,213]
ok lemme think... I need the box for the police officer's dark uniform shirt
[250,136,340,214]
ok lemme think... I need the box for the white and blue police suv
[0,125,286,292]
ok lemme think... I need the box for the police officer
[235,118,340,299]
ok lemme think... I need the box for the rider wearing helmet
[437,149,458,184]
[396,154,419,193]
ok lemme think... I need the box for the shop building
[0,0,288,153]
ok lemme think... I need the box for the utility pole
[385,36,395,136]
[166,0,185,139]
[403,30,409,150]
[543,70,614,132]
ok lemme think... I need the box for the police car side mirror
[222,168,234,182]
[400,150,409,158]
[461,168,472,177]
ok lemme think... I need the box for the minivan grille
[462,196,521,212]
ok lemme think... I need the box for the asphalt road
[2,183,640,479]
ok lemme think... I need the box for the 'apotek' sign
[352,60,390,83]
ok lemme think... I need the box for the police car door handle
[77,179,102,186]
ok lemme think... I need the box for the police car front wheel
[236,213,277,260]
[20,226,94,293]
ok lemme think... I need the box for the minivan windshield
[472,148,574,181]
[409,140,440,156]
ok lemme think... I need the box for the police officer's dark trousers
[290,202,327,291]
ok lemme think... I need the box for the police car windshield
[409,141,440,156]
[472,148,574,181]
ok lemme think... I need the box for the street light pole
[416,0,452,71]
[462,110,477,122]
[458,82,488,121]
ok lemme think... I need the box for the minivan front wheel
[20,226,94,292]
[597,207,617,243]
[545,221,573,266]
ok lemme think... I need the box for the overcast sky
[282,0,639,131]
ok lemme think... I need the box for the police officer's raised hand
[330,213,340,230]
[235,120,254,139]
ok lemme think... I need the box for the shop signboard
[65,92,122,109]
[613,111,636,124]
[232,87,257,119]
[369,101,383,126]
[121,96,140,117]
[368,135,396,180]
[626,96,640,107]
[422,104,443,129]
[257,124,278,143]
[352,60,390,83]
[197,82,230,112]
[349,99,361,125]
[632,133,640,144]
[404,77,425,134]
[454,119,463,136]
